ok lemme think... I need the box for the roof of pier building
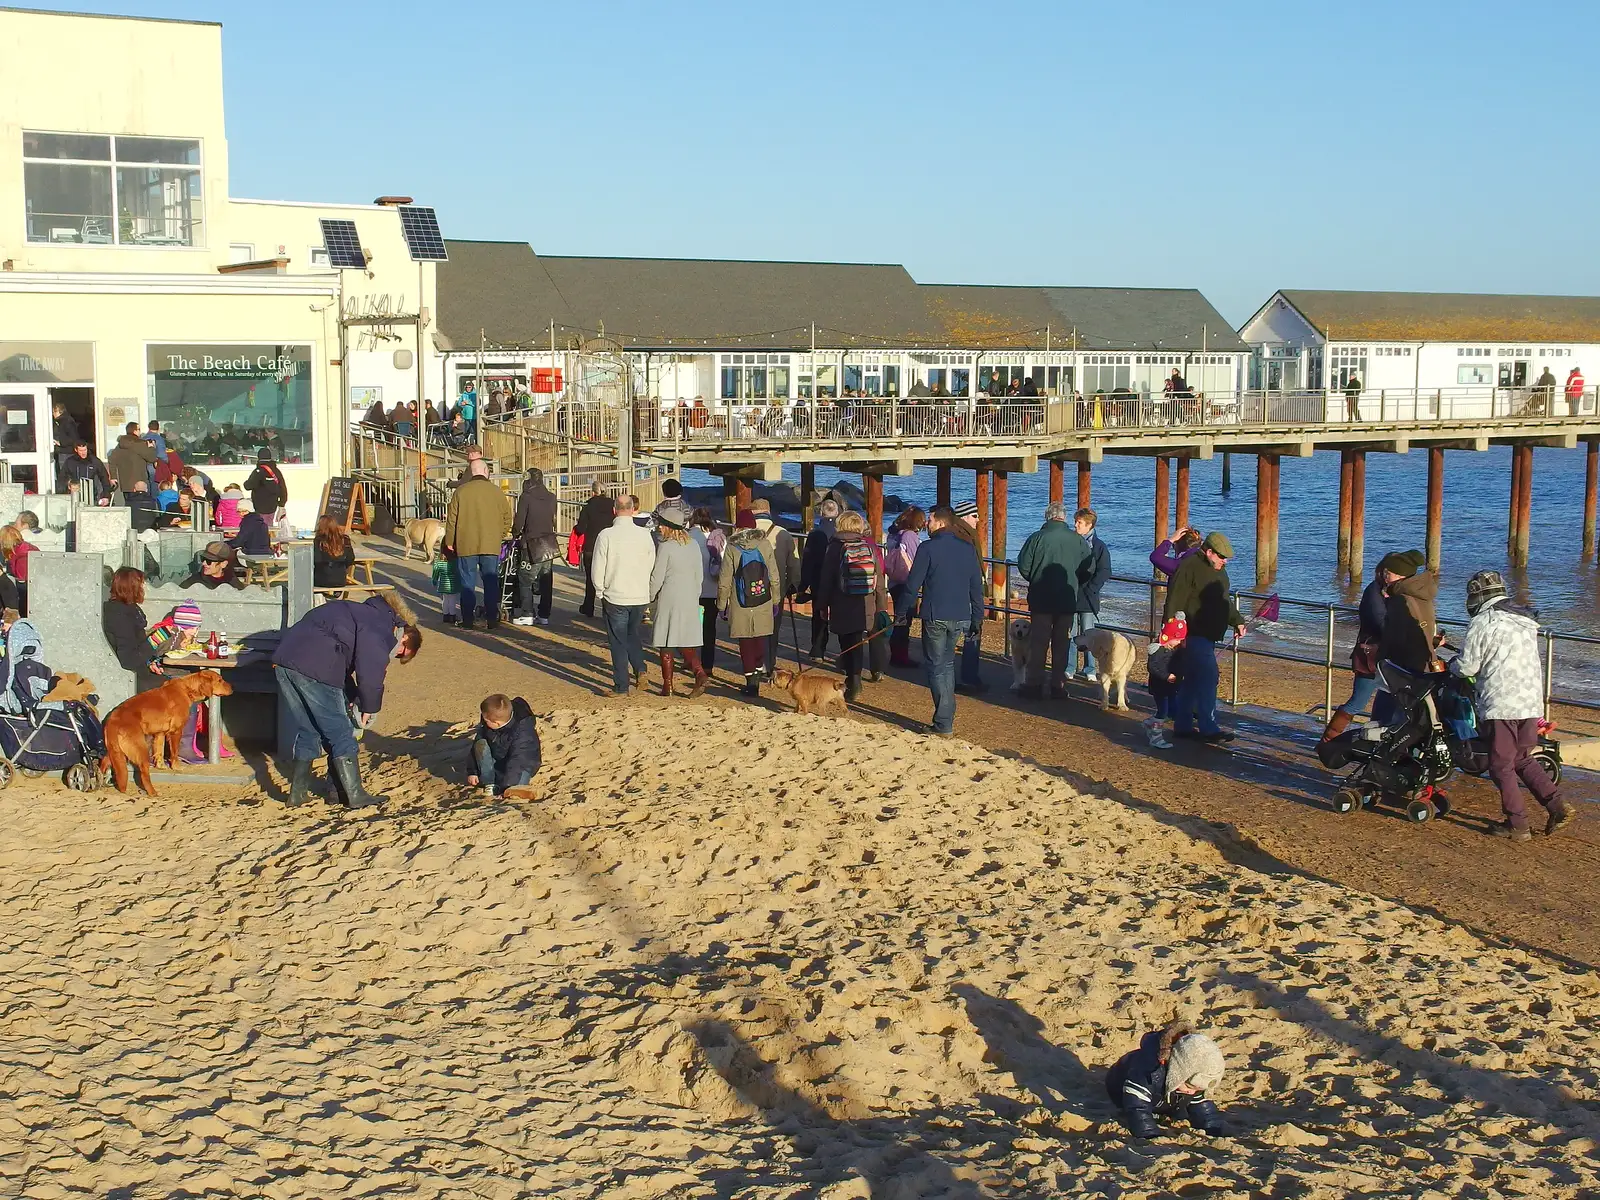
[1265,290,1600,344]
[435,240,1245,354]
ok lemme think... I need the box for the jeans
[455,553,502,626]
[922,618,961,734]
[700,597,718,672]
[472,738,532,794]
[516,560,553,618]
[603,601,647,692]
[276,665,358,761]
[1174,636,1220,735]
[1070,611,1099,676]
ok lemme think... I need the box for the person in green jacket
[1016,502,1090,699]
[1162,531,1246,741]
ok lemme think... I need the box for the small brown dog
[773,669,848,717]
[102,669,234,795]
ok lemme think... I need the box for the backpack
[735,544,770,607]
[885,531,915,585]
[839,540,878,596]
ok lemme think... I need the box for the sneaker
[1546,802,1575,836]
[442,614,458,626]
[537,617,550,626]
[457,619,475,632]
[1492,822,1533,842]
[868,671,884,684]
[512,616,536,627]
[480,785,495,799]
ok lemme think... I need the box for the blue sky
[43,0,1600,323]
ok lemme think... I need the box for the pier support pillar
[1078,460,1092,509]
[1585,439,1598,557]
[1221,451,1232,493]
[935,464,951,510]
[800,463,815,530]
[1508,443,1524,556]
[1512,444,1533,566]
[864,473,884,544]
[1175,457,1191,530]
[736,476,752,512]
[1336,450,1354,575]
[1255,452,1280,588]
[1048,459,1064,506]
[1154,456,1171,547]
[1349,451,1367,581]
[722,474,739,524]
[976,469,991,617]
[1426,447,1444,571]
[991,470,1009,617]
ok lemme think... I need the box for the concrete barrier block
[0,482,25,527]
[75,506,132,556]
[28,551,132,712]
[286,544,313,625]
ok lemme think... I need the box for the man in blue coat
[1069,507,1112,680]
[901,505,985,736]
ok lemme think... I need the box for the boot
[844,674,863,703]
[285,758,314,807]
[659,651,675,697]
[683,648,709,698]
[1546,799,1575,836]
[743,673,760,697]
[331,755,387,810]
[1320,709,1354,742]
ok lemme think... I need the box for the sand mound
[3,707,1599,1197]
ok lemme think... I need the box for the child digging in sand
[466,694,541,798]
[1106,1019,1227,1139]
[1144,613,1187,749]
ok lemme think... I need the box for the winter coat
[126,491,162,532]
[53,412,79,453]
[107,434,158,493]
[1356,577,1388,645]
[574,494,617,552]
[1456,599,1544,721]
[592,515,657,607]
[1380,571,1438,675]
[883,528,922,586]
[815,531,889,637]
[689,528,718,600]
[649,537,705,648]
[902,530,984,627]
[60,452,112,500]
[274,595,402,715]
[229,512,274,556]
[214,496,241,530]
[717,529,781,639]
[469,696,541,785]
[1077,535,1111,615]
[102,599,162,693]
[799,516,838,598]
[1149,539,1199,579]
[443,476,513,558]
[244,462,288,514]
[1147,642,1186,687]
[1163,551,1243,642]
[754,516,800,598]
[313,540,355,589]
[1016,521,1090,615]
[1106,1023,1214,1116]
[512,478,560,563]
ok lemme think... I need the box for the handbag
[565,528,585,567]
[1351,638,1380,676]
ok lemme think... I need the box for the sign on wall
[0,341,94,384]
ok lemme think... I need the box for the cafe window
[147,343,314,465]
[24,130,203,246]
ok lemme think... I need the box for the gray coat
[650,537,705,648]
[716,529,780,639]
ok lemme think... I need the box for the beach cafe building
[0,7,441,527]
[432,240,1249,421]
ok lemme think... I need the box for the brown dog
[773,669,848,717]
[101,670,234,795]
[403,517,446,563]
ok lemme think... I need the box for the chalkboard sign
[320,476,370,533]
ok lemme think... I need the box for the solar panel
[318,218,366,269]
[398,206,448,262]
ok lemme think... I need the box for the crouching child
[467,693,540,797]
[1144,613,1187,749]
[1106,1019,1226,1138]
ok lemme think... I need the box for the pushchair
[0,619,108,791]
[499,536,521,621]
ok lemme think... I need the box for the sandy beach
[6,628,1600,1197]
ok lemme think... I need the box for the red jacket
[10,541,37,583]
[1567,371,1586,398]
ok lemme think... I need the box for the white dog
[1008,617,1031,690]
[1076,625,1138,711]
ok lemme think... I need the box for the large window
[25,131,203,246]
[147,344,314,465]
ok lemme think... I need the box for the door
[0,386,51,492]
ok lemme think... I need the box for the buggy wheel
[1332,786,1364,815]
[64,763,95,792]
[1531,749,1562,789]
[0,761,12,789]
[1405,797,1436,824]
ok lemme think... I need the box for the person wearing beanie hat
[1144,612,1189,748]
[1378,548,1438,676]
[1323,552,1412,742]
[1162,531,1245,742]
[1106,1020,1227,1139]
[800,496,844,659]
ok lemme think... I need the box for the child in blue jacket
[467,693,541,797]
[1105,1020,1227,1138]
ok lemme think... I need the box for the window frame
[22,128,206,249]
[144,340,318,466]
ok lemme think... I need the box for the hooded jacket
[1017,520,1090,615]
[815,530,888,636]
[469,696,541,786]
[1380,570,1438,675]
[274,594,403,715]
[717,528,781,639]
[800,514,838,598]
[244,458,288,514]
[107,433,158,493]
[754,515,799,598]
[1455,598,1544,721]
[1105,1021,1221,1116]
[512,471,560,562]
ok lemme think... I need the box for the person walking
[574,482,616,618]
[511,467,559,627]
[718,508,781,696]
[1532,365,1559,415]
[1162,531,1245,742]
[901,505,984,736]
[751,498,800,675]
[592,493,656,694]
[1069,507,1111,680]
[1377,549,1437,675]
[107,421,159,504]
[1321,556,1397,741]
[273,592,422,809]
[244,450,289,522]
[1454,570,1572,840]
[649,502,710,698]
[815,510,889,702]
[949,499,989,693]
[60,438,113,503]
[1015,501,1090,700]
[442,459,513,631]
[884,506,927,668]
[51,402,79,492]
[689,507,723,677]
[1343,372,1363,422]
[800,496,842,659]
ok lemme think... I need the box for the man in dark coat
[800,496,841,658]
[1163,531,1245,742]
[60,438,113,502]
[511,467,559,626]
[573,482,616,617]
[1070,507,1112,680]
[1015,502,1090,699]
[107,422,159,503]
[243,450,288,516]
[51,402,79,491]
[466,694,540,796]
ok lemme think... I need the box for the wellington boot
[331,755,387,811]
[285,758,315,807]
[1320,710,1353,742]
[659,652,675,697]
[682,649,709,698]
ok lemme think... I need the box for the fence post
[1324,604,1336,720]
[1543,631,1555,721]
[1230,590,1241,706]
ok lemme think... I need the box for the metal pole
[1543,631,1555,721]
[1325,604,1336,720]
[1230,590,1241,706]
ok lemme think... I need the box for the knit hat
[1165,1033,1225,1101]
[1378,549,1425,579]
[171,601,203,631]
[735,509,757,530]
[951,500,979,520]
[656,499,690,530]
[1201,531,1234,559]
[1160,613,1187,643]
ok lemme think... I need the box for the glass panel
[864,373,882,397]
[114,135,201,165]
[23,131,110,160]
[882,365,899,396]
[116,166,203,245]
[746,366,767,400]
[843,364,863,392]
[771,366,790,398]
[0,394,39,454]
[798,373,812,398]
[147,344,315,464]
[928,368,946,390]
[815,364,836,396]
[24,163,113,242]
[720,366,741,399]
[951,368,970,396]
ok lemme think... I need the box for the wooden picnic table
[315,583,397,601]
[245,558,290,587]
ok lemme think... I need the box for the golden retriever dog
[1077,626,1138,711]
[1007,617,1031,691]
[773,669,848,717]
[101,670,233,796]
[403,517,446,563]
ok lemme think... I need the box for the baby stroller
[0,619,107,791]
[499,536,521,621]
